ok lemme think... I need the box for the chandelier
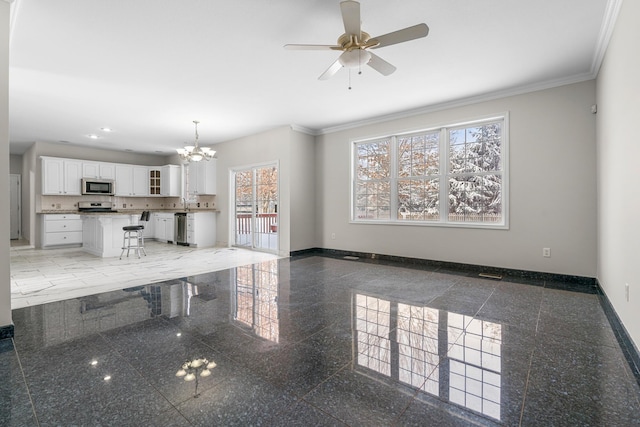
[176,120,216,162]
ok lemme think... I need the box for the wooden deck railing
[236,213,278,234]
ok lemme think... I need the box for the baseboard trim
[0,324,14,340]
[596,279,640,387]
[290,247,596,288]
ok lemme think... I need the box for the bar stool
[120,211,149,259]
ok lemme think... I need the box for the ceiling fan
[284,0,429,81]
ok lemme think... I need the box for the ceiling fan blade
[367,52,396,76]
[371,23,429,49]
[318,58,343,80]
[284,44,342,51]
[340,0,361,36]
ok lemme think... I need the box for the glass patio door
[234,165,278,253]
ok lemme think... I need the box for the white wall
[1,1,12,329]
[596,0,640,350]
[316,81,597,277]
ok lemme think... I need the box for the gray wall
[213,126,316,256]
[316,80,597,278]
[214,126,293,256]
[9,153,21,174]
[1,2,11,329]
[596,0,640,351]
[289,131,316,252]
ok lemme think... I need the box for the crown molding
[316,71,596,136]
[591,0,624,75]
[6,0,20,42]
[289,124,319,136]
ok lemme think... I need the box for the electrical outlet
[331,233,336,240]
[543,248,551,258]
[626,283,630,302]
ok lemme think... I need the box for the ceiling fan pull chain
[348,68,352,90]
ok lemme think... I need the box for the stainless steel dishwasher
[175,213,188,245]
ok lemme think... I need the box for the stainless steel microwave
[81,178,115,195]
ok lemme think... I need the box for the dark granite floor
[2,255,639,426]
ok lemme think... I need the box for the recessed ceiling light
[90,360,98,366]
[59,140,70,144]
[103,375,111,381]
[87,134,99,139]
[101,127,112,132]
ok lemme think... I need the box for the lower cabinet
[153,213,175,243]
[186,212,216,247]
[42,214,83,247]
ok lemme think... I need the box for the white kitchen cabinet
[188,159,216,196]
[42,157,82,195]
[132,166,149,196]
[63,161,82,195]
[41,214,83,247]
[115,165,149,196]
[186,212,216,247]
[161,165,181,197]
[82,161,116,179]
[153,213,175,243]
[115,164,133,196]
[149,168,161,196]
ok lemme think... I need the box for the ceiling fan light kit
[284,0,429,84]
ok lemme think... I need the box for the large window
[352,116,507,228]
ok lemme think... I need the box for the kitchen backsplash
[40,195,216,212]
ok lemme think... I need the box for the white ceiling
[8,0,617,155]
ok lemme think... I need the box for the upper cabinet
[161,165,181,197]
[41,156,182,198]
[115,164,149,197]
[149,168,161,196]
[82,162,115,180]
[188,159,217,196]
[42,157,82,195]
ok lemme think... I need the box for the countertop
[38,209,220,215]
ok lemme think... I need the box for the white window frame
[350,113,509,229]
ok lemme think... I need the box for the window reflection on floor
[398,304,440,395]
[353,292,503,422]
[355,294,391,376]
[233,260,279,343]
[448,313,502,420]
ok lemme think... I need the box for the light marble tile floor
[10,241,280,309]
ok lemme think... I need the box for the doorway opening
[233,164,278,253]
[10,174,21,240]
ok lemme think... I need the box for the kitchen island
[38,208,218,254]
[81,213,141,258]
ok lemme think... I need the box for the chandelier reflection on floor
[176,357,217,398]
